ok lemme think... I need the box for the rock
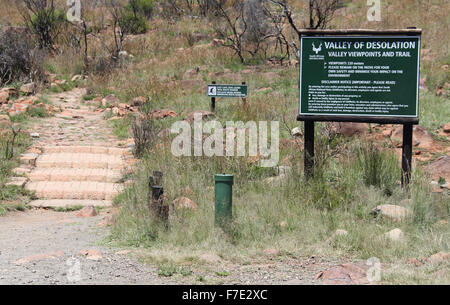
[173,197,198,210]
[148,109,178,120]
[383,228,404,241]
[9,102,29,115]
[427,252,450,264]
[0,114,10,126]
[425,156,450,182]
[79,249,102,261]
[406,258,424,266]
[442,123,450,134]
[315,263,371,285]
[20,82,36,95]
[97,214,115,227]
[102,94,119,106]
[291,127,302,137]
[30,132,40,138]
[131,96,146,106]
[391,125,433,149]
[185,110,214,123]
[13,251,64,265]
[371,204,412,222]
[71,75,83,82]
[119,51,132,59]
[0,90,9,104]
[76,206,98,217]
[328,122,369,137]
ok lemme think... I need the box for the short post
[401,123,413,187]
[211,81,216,112]
[241,82,247,106]
[148,172,168,229]
[214,174,234,228]
[304,120,315,180]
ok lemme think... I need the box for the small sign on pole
[207,83,248,112]
[296,29,422,187]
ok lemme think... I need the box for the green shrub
[120,12,149,35]
[29,8,67,48]
[126,0,155,19]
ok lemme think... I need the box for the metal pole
[401,123,413,187]
[211,81,216,112]
[304,120,315,180]
[242,81,247,106]
[215,174,234,228]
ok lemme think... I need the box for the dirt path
[1,88,346,285]
[0,209,337,285]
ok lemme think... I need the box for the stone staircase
[17,145,132,208]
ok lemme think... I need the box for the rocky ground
[0,88,351,285]
[0,86,448,285]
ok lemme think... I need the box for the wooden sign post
[207,82,249,112]
[297,29,422,187]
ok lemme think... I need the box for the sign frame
[207,84,248,98]
[296,28,422,186]
[297,29,421,125]
[207,82,248,112]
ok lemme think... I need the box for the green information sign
[207,84,248,98]
[299,36,420,118]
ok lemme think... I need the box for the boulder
[0,114,10,126]
[391,125,433,149]
[328,122,369,137]
[148,109,178,120]
[315,263,371,285]
[291,127,302,137]
[173,197,198,210]
[371,204,412,222]
[102,94,119,106]
[0,90,9,104]
[442,123,450,134]
[425,156,450,181]
[71,75,83,82]
[76,206,98,217]
[20,82,36,95]
[427,252,450,264]
[383,228,404,241]
[131,96,146,106]
[79,249,102,261]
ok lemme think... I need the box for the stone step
[35,153,125,170]
[26,181,123,200]
[29,199,112,208]
[29,168,122,183]
[43,146,129,155]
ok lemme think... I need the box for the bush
[23,0,67,49]
[120,11,149,35]
[0,30,44,86]
[126,0,155,19]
